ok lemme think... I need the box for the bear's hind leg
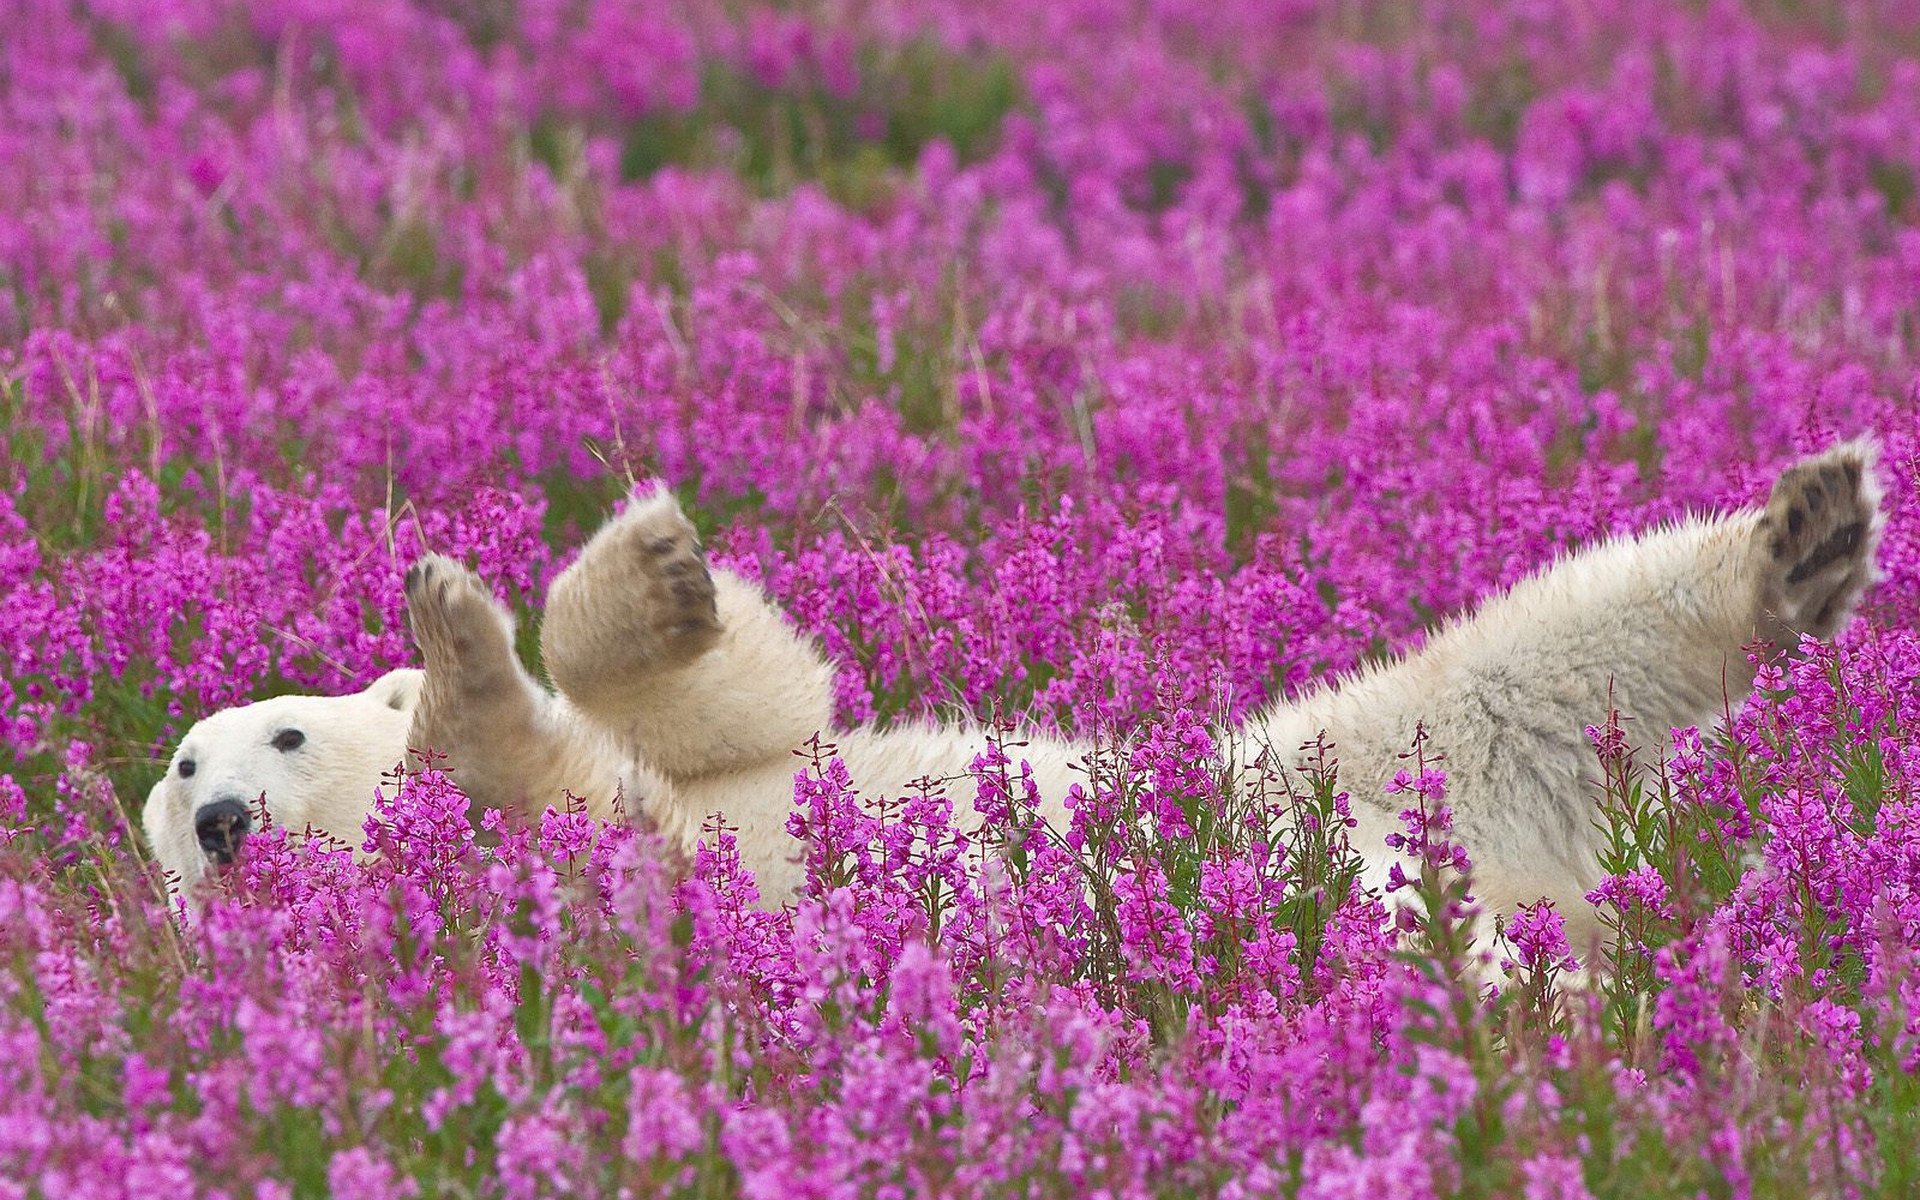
[1752,439,1883,645]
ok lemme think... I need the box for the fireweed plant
[3,0,1920,1195]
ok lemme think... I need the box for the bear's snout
[194,798,253,864]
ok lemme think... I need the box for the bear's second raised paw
[1755,440,1884,641]
[540,487,725,703]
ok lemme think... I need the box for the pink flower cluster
[3,0,1920,1194]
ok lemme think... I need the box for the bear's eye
[178,758,196,778]
[271,729,306,753]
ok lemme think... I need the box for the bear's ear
[363,668,426,714]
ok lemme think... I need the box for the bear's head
[142,668,425,894]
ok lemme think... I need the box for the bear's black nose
[194,799,253,864]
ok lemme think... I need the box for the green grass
[605,42,1022,202]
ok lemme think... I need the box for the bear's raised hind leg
[1752,439,1884,646]
[1259,440,1885,963]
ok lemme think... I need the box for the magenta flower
[3,0,1919,1192]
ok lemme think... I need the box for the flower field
[6,0,1920,1195]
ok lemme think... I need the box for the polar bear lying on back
[144,444,1883,945]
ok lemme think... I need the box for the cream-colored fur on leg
[1239,439,1883,951]
[406,556,649,830]
[540,488,838,784]
[406,444,1883,934]
[413,489,1081,893]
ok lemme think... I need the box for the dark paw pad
[1757,442,1881,639]
[1786,520,1865,585]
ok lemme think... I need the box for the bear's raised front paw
[542,487,724,696]
[1756,440,1883,639]
[405,555,521,689]
[619,489,724,652]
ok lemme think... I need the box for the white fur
[145,446,1884,951]
[142,669,423,893]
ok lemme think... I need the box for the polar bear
[141,668,425,887]
[144,443,1883,948]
